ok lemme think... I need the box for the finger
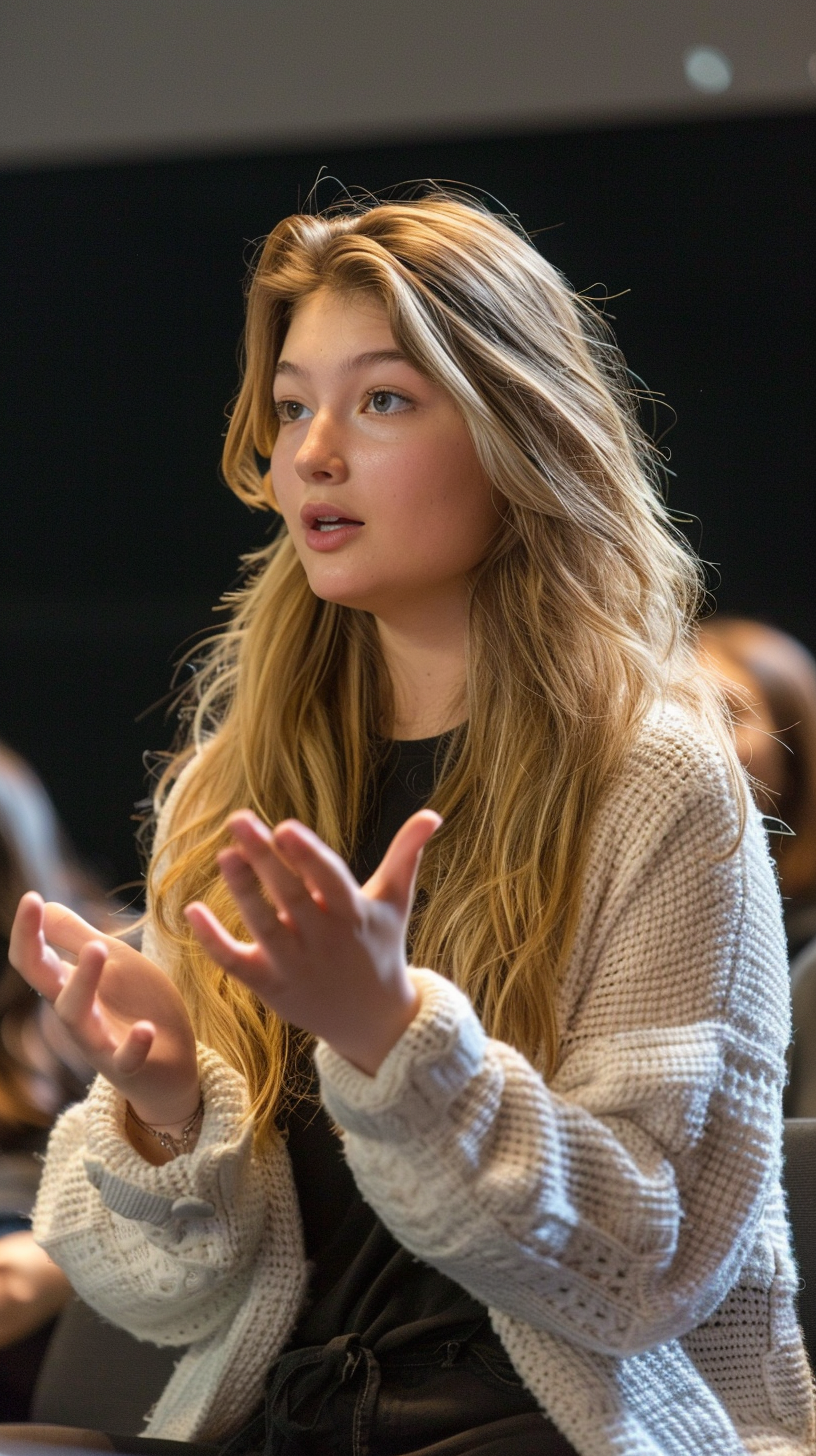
[42,902,112,956]
[217,844,295,938]
[111,1022,155,1076]
[184,901,280,999]
[8,893,68,1001]
[224,815,336,926]
[270,820,360,918]
[227,812,322,921]
[53,941,110,1047]
[365,810,442,913]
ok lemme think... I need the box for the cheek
[270,434,291,481]
[412,432,495,523]
[437,464,501,552]
[270,440,300,515]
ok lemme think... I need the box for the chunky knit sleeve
[32,1044,307,1440]
[316,710,791,1359]
[32,1046,270,1344]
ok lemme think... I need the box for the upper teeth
[317,516,340,522]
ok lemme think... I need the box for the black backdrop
[1,110,814,894]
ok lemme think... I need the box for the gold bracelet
[126,1097,204,1157]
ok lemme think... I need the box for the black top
[284,733,481,1344]
[255,736,577,1456]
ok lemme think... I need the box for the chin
[306,579,374,613]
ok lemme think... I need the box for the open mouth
[314,515,362,532]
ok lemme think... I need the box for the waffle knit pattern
[32,707,816,1453]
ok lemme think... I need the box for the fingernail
[236,811,271,840]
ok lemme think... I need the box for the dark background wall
[1,110,814,894]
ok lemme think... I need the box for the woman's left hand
[184,809,441,1075]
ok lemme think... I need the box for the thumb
[365,810,442,915]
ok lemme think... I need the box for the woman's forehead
[276,290,409,378]
[285,286,391,339]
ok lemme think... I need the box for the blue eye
[366,390,409,414]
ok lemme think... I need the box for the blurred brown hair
[698,618,816,907]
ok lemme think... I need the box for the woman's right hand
[9,891,199,1127]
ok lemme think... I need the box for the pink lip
[300,501,364,553]
[300,502,364,529]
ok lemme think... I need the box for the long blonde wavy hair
[148,191,737,1145]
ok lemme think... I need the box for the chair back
[783,1117,816,1364]
[31,1297,179,1435]
[787,938,816,1117]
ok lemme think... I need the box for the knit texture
[32,1047,307,1440]
[32,707,816,1452]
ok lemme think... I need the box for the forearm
[316,966,784,1356]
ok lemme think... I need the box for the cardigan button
[171,1197,215,1220]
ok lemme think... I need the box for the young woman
[9,193,814,1455]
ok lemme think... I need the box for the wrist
[127,1082,201,1130]
[130,1104,202,1132]
[125,1095,204,1163]
[332,979,421,1077]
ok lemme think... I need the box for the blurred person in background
[697,618,816,1118]
[697,617,816,957]
[0,743,102,1417]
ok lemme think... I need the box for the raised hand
[184,809,441,1076]
[9,893,199,1127]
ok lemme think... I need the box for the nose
[294,410,348,486]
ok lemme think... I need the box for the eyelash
[364,389,411,414]
[273,390,412,424]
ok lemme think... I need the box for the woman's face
[270,288,502,626]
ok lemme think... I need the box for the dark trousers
[220,1328,578,1456]
[0,1330,579,1456]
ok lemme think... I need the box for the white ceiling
[1,0,815,169]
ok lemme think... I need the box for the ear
[261,470,281,513]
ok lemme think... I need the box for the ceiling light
[684,46,733,94]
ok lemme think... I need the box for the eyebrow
[273,349,411,380]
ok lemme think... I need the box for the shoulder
[593,699,784,932]
[599,700,749,863]
[560,703,788,1054]
[566,700,778,989]
[630,699,743,808]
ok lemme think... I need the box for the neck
[375,596,468,740]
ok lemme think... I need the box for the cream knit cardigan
[32,708,816,1455]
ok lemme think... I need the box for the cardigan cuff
[80,1043,252,1221]
[315,968,490,1145]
